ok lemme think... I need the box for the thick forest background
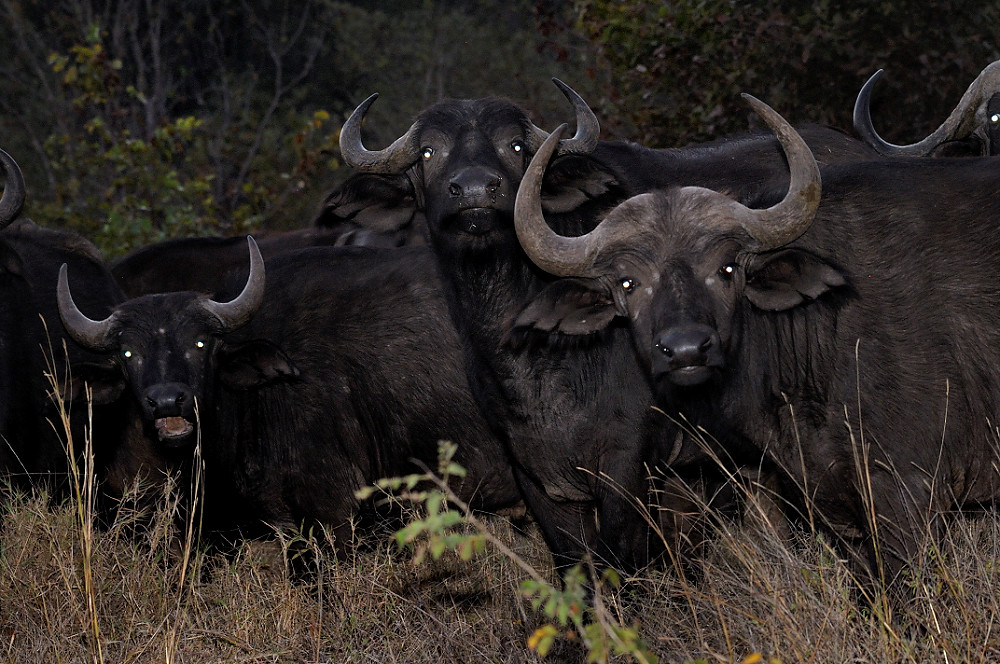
[1,0,997,257]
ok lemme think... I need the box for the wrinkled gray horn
[58,263,118,351]
[854,61,1000,156]
[0,147,26,227]
[200,236,265,331]
[525,78,601,156]
[736,94,821,250]
[339,93,422,173]
[515,124,604,276]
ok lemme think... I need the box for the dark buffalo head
[514,97,831,392]
[58,237,267,446]
[988,91,1000,155]
[337,79,599,248]
[854,60,1000,156]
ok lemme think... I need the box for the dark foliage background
[565,1,1000,145]
[0,0,996,256]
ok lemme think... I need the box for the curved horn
[515,124,604,276]
[339,93,422,173]
[0,147,26,227]
[201,236,265,331]
[854,61,1000,156]
[736,94,821,250]
[526,79,601,157]
[58,263,118,351]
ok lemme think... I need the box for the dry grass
[4,471,1000,664]
[5,362,999,663]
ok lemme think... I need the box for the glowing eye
[421,147,434,160]
[123,350,132,359]
[991,113,1000,124]
[195,340,205,349]
[621,279,635,292]
[511,141,523,153]
[720,264,736,278]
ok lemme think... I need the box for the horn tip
[740,93,769,114]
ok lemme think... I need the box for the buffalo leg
[512,466,597,571]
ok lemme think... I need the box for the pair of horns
[339,78,601,173]
[854,60,1000,156]
[514,95,822,278]
[59,237,265,350]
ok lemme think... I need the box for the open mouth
[155,416,196,445]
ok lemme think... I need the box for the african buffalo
[0,148,126,494]
[854,59,1000,157]
[60,239,520,544]
[112,224,412,298]
[329,79,881,572]
[515,97,1000,599]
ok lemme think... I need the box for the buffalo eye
[621,278,636,294]
[195,340,205,349]
[123,349,134,360]
[511,140,523,153]
[991,113,1000,124]
[421,147,434,160]
[719,264,736,280]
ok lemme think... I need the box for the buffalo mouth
[446,207,503,236]
[155,416,196,446]
[662,365,717,388]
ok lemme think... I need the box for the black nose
[143,383,193,417]
[448,167,502,199]
[654,324,721,371]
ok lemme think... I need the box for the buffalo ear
[510,278,618,338]
[540,154,620,215]
[0,242,23,277]
[745,249,847,311]
[314,172,420,234]
[218,340,301,389]
[70,362,126,406]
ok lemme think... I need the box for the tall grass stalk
[164,401,205,664]
[42,328,104,664]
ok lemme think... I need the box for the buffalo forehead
[417,99,530,142]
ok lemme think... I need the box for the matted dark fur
[71,244,521,546]
[324,84,881,572]
[517,123,1000,598]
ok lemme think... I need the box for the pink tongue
[155,416,193,438]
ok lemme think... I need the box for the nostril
[449,182,462,197]
[699,338,713,353]
[486,177,501,193]
[146,397,157,408]
[655,343,673,358]
[176,393,185,404]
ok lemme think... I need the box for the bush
[571,1,1000,146]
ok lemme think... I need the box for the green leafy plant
[39,28,221,257]
[359,442,658,663]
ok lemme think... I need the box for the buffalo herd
[3,58,1000,606]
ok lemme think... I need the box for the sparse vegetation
[5,434,1000,663]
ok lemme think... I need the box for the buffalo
[59,238,520,544]
[112,225,414,298]
[0,148,125,494]
[328,79,881,572]
[514,97,1000,600]
[854,59,1000,157]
